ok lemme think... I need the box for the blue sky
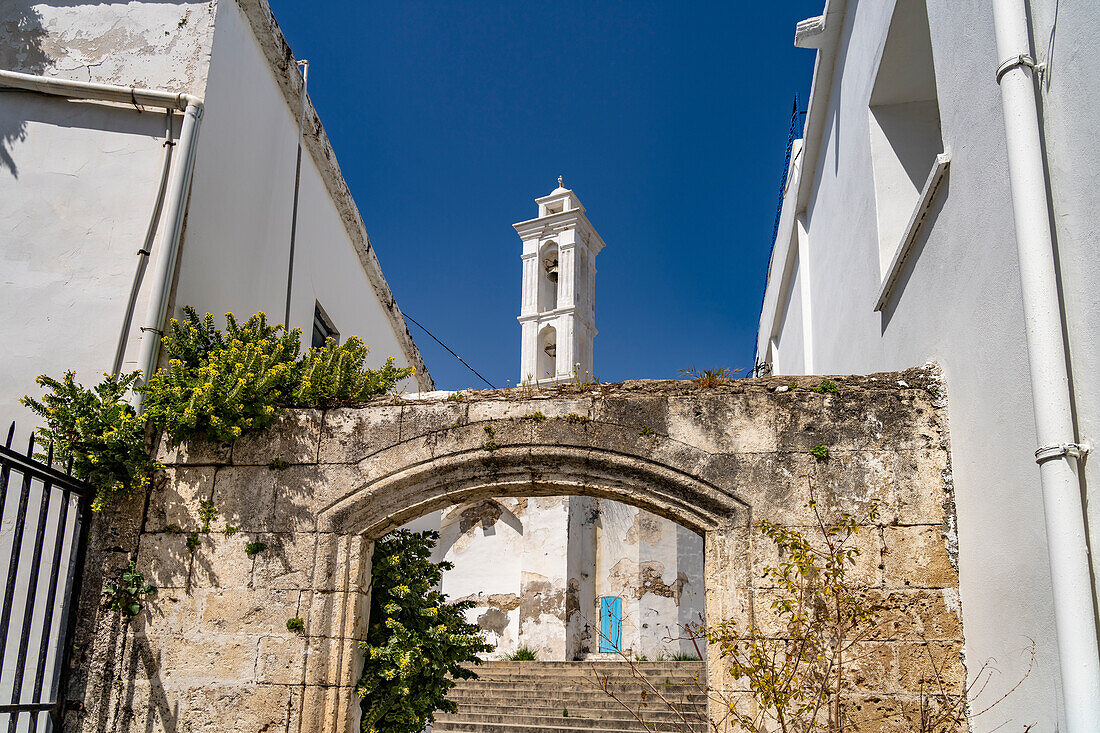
[267,1,821,389]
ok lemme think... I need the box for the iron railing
[0,424,94,732]
[770,95,803,246]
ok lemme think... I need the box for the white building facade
[756,1,1100,730]
[0,0,432,432]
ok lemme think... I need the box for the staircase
[433,660,708,732]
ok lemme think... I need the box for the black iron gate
[0,424,94,732]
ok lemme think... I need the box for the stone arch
[321,445,746,538]
[301,413,754,733]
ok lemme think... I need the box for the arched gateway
[73,368,963,733]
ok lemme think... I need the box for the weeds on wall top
[22,306,414,509]
[680,366,742,388]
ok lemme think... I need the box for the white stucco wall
[0,1,214,428]
[164,0,413,375]
[593,501,704,659]
[1028,0,1100,611]
[755,1,1099,728]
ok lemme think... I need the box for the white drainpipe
[989,2,1100,730]
[0,69,204,405]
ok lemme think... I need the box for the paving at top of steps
[433,660,708,733]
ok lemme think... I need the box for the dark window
[312,302,339,349]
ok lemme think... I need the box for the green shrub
[21,371,153,511]
[287,617,305,633]
[358,530,492,733]
[811,443,830,461]
[293,336,413,406]
[141,309,300,445]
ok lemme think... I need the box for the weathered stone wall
[70,366,963,732]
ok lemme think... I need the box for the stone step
[434,711,706,731]
[461,670,705,683]
[450,679,705,694]
[443,702,703,722]
[447,688,707,706]
[437,661,707,732]
[431,717,704,730]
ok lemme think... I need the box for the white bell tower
[515,177,604,385]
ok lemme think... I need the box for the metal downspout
[112,110,176,377]
[990,1,1100,729]
[133,102,203,402]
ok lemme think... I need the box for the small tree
[703,488,879,732]
[358,530,492,733]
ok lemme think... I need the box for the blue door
[599,596,622,653]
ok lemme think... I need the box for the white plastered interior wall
[757,1,1068,728]
[0,0,215,429]
[166,0,414,375]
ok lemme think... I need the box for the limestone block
[273,463,363,528]
[155,435,231,466]
[175,682,293,732]
[668,393,777,454]
[775,390,940,453]
[144,467,215,532]
[189,532,256,589]
[257,634,308,684]
[233,409,322,465]
[891,449,951,525]
[844,641,897,694]
[865,590,964,642]
[293,685,360,733]
[156,633,257,684]
[311,532,371,591]
[91,486,147,549]
[750,451,899,526]
[894,640,967,693]
[136,533,190,589]
[133,590,203,637]
[396,400,469,439]
[883,525,957,589]
[304,635,362,687]
[318,405,405,463]
[592,395,669,434]
[251,532,316,590]
[209,466,276,532]
[750,523,884,590]
[200,588,303,634]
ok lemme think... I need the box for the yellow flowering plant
[293,335,414,407]
[24,307,414,508]
[357,530,492,733]
[142,308,301,444]
[21,371,153,510]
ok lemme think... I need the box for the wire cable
[401,313,496,389]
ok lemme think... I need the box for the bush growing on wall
[23,306,414,508]
[357,530,492,733]
[142,309,301,444]
[22,371,153,511]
